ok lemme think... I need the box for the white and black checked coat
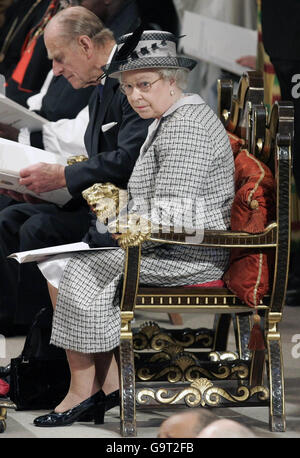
[51,94,235,353]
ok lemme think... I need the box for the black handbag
[9,307,70,410]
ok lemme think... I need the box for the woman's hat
[102,28,197,79]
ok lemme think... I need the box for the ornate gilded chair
[117,71,293,436]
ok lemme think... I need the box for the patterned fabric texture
[51,95,235,353]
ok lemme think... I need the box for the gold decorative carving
[111,214,151,249]
[135,352,249,382]
[186,364,248,381]
[150,345,185,360]
[0,407,7,420]
[173,354,198,372]
[136,377,269,407]
[133,321,213,351]
[67,155,88,165]
[82,182,128,223]
[137,321,160,339]
[209,351,239,361]
[0,400,16,409]
[191,378,214,397]
[151,333,193,351]
[136,351,196,383]
[137,366,182,383]
[136,387,202,407]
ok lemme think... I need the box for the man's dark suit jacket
[65,76,152,246]
[66,80,150,193]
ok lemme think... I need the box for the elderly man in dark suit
[0,5,151,336]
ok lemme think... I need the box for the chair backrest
[117,71,294,437]
[218,71,264,140]
[219,71,293,314]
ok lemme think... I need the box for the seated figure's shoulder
[162,102,228,142]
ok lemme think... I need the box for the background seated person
[158,410,256,438]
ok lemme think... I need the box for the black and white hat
[102,29,197,79]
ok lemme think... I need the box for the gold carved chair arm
[108,214,152,249]
[119,221,278,313]
[82,182,128,223]
[82,182,151,249]
[149,222,277,248]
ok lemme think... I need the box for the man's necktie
[98,84,104,102]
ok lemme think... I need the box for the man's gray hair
[53,6,114,46]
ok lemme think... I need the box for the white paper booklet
[0,93,48,130]
[0,137,72,205]
[180,11,257,76]
[8,241,118,263]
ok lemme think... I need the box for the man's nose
[52,60,63,76]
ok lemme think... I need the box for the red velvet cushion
[185,280,225,288]
[0,378,9,396]
[231,149,275,233]
[227,131,245,157]
[223,149,276,307]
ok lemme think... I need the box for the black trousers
[0,200,90,326]
[270,58,300,196]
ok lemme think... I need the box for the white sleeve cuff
[18,128,31,145]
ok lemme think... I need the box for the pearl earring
[170,90,175,96]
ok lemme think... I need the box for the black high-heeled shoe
[105,389,120,411]
[78,389,120,422]
[33,390,106,427]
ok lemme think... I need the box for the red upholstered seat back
[224,142,276,307]
[185,133,276,308]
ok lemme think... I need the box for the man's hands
[0,123,66,202]
[19,163,66,194]
[0,163,66,203]
[236,55,256,70]
[0,122,19,142]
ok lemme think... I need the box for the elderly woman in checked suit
[33,30,235,427]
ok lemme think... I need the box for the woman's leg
[48,282,58,309]
[98,352,120,395]
[47,281,119,410]
[55,349,114,412]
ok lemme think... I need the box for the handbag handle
[21,307,53,360]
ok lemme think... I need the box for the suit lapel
[86,89,99,157]
[92,78,119,154]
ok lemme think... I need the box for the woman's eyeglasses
[120,77,162,95]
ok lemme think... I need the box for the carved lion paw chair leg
[115,71,292,437]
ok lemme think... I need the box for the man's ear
[77,35,93,58]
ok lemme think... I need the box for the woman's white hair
[157,68,189,91]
